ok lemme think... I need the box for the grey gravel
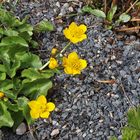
[2,0,140,140]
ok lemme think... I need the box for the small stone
[16,123,27,135]
[68,7,74,12]
[56,2,60,7]
[111,55,116,60]
[51,129,59,137]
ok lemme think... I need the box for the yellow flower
[63,52,87,75]
[28,95,55,119]
[51,48,57,56]
[0,92,4,98]
[49,57,58,69]
[63,22,87,44]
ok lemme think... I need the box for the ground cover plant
[0,5,87,131]
[0,0,140,140]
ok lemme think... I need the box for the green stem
[39,42,71,71]
[59,42,71,56]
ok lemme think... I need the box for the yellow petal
[70,37,80,44]
[49,58,58,69]
[80,59,87,69]
[68,52,79,60]
[63,28,72,39]
[62,57,68,67]
[79,24,87,33]
[51,48,57,55]
[30,110,40,119]
[0,92,4,98]
[46,102,55,111]
[79,34,87,42]
[72,69,81,75]
[28,101,40,110]
[69,22,78,31]
[40,111,50,118]
[64,67,73,74]
[37,95,47,105]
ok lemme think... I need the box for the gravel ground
[1,0,140,140]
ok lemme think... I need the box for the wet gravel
[2,0,140,140]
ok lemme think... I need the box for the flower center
[71,60,81,70]
[72,29,83,38]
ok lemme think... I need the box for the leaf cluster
[110,106,140,140]
[0,7,55,129]
[82,0,140,29]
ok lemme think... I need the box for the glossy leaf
[82,6,106,18]
[0,101,14,128]
[119,13,131,23]
[20,78,52,98]
[34,20,54,32]
[0,36,28,47]
[107,4,117,22]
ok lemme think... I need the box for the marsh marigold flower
[0,92,4,98]
[49,57,58,69]
[28,95,55,119]
[63,22,87,44]
[63,52,87,75]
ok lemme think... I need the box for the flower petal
[64,67,73,74]
[28,101,40,110]
[69,22,78,31]
[79,24,87,33]
[63,28,72,40]
[30,110,40,119]
[62,57,68,67]
[72,69,81,75]
[68,52,79,60]
[79,34,87,42]
[46,102,55,111]
[80,59,87,69]
[40,111,50,118]
[49,58,58,69]
[37,95,47,105]
[70,37,80,44]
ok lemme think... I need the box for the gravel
[2,0,140,140]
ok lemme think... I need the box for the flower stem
[59,42,71,56]
[39,42,71,71]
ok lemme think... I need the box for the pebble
[16,123,27,135]
[51,129,60,137]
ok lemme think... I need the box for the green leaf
[127,107,140,129]
[20,78,52,98]
[5,101,19,112]
[110,136,118,140]
[18,53,42,68]
[0,36,28,47]
[82,6,106,18]
[18,24,33,36]
[0,64,6,72]
[4,90,17,100]
[4,58,21,78]
[107,4,117,22]
[122,126,140,140]
[3,29,19,36]
[119,13,131,23]
[34,20,54,32]
[0,8,15,26]
[0,101,14,128]
[11,111,24,131]
[30,40,38,48]
[0,72,6,80]
[22,68,54,80]
[17,97,33,125]
[0,80,13,91]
